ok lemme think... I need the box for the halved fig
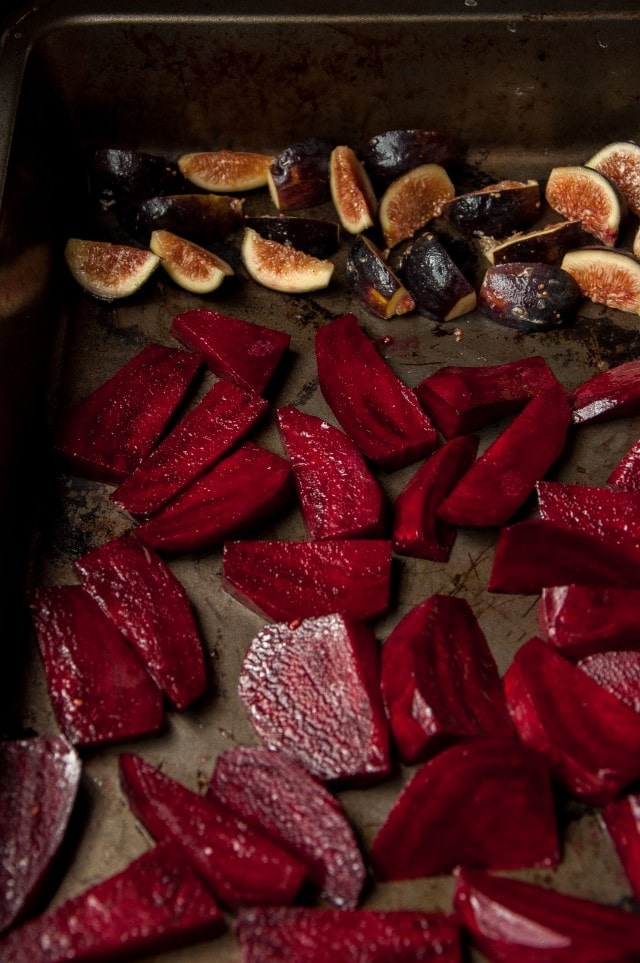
[586,141,640,216]
[399,233,476,322]
[443,180,541,239]
[561,247,640,315]
[178,150,274,192]
[602,793,640,903]
[567,357,640,424]
[360,128,458,187]
[478,262,581,331]
[241,226,334,293]
[609,437,640,492]
[539,585,640,658]
[64,238,160,300]
[244,215,341,258]
[90,147,189,203]
[267,137,335,210]
[487,220,586,265]
[379,163,455,248]
[131,192,243,244]
[545,166,624,246]
[577,649,640,713]
[150,229,233,293]
[329,145,377,234]
[634,224,640,260]
[345,235,415,318]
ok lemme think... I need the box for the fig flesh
[487,220,586,265]
[609,437,640,492]
[241,226,334,293]
[602,793,640,903]
[399,233,477,322]
[478,262,580,331]
[150,229,233,293]
[586,140,640,216]
[131,192,243,244]
[379,163,455,248]
[561,247,640,315]
[443,179,541,238]
[64,238,160,299]
[345,234,415,318]
[360,128,458,187]
[178,149,274,192]
[539,585,640,658]
[243,214,340,258]
[267,137,335,210]
[567,356,640,424]
[545,166,623,246]
[329,145,377,234]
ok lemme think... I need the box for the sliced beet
[222,538,391,623]
[568,358,640,424]
[74,534,206,710]
[609,437,640,492]
[29,585,163,746]
[55,343,200,484]
[602,793,640,903]
[315,313,438,470]
[171,308,290,394]
[0,842,224,963]
[208,746,365,908]
[111,380,268,517]
[537,480,640,548]
[539,585,640,657]
[381,595,515,763]
[504,637,640,804]
[277,405,385,539]
[238,614,391,784]
[118,753,306,909]
[0,735,81,934]
[577,649,640,712]
[370,737,559,880]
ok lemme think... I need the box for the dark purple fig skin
[399,234,476,322]
[478,262,581,331]
[360,129,457,187]
[244,215,340,258]
[443,180,541,238]
[539,585,640,658]
[488,220,586,265]
[568,358,640,425]
[346,235,415,319]
[602,794,640,904]
[91,148,190,203]
[609,437,640,492]
[268,137,335,210]
[130,193,243,244]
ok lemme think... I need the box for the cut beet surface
[577,649,640,713]
[370,737,559,880]
[208,746,365,908]
[602,793,640,903]
[537,480,640,548]
[568,357,640,424]
[539,585,640,658]
[238,614,391,785]
[0,735,81,935]
[0,842,225,963]
[609,437,640,492]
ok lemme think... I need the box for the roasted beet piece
[238,614,391,785]
[55,343,200,484]
[171,308,290,394]
[537,480,640,549]
[577,649,640,712]
[0,735,81,934]
[539,585,640,657]
[208,747,365,908]
[316,313,438,470]
[568,358,640,424]
[119,753,306,909]
[0,842,224,963]
[602,793,640,903]
[277,405,385,539]
[29,586,163,746]
[370,737,559,880]
[504,637,640,804]
[608,437,640,492]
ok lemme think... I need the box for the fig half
[487,220,585,265]
[150,229,233,293]
[64,239,160,300]
[443,180,541,239]
[329,145,377,234]
[178,150,274,192]
[243,215,340,259]
[267,137,334,210]
[131,193,243,244]
[561,247,640,314]
[345,235,415,318]
[586,140,640,216]
[399,234,476,322]
[360,128,457,186]
[241,227,334,293]
[478,262,581,331]
[90,147,188,203]
[545,165,624,246]
[379,163,455,248]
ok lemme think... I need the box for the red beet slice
[577,649,640,712]
[222,538,391,622]
[602,793,640,903]
[438,385,571,527]
[236,906,462,963]
[74,534,206,710]
[370,737,559,880]
[539,585,640,657]
[171,308,290,394]
[111,380,268,517]
[119,753,306,909]
[238,614,391,784]
[208,746,365,907]
[277,405,386,539]
[392,435,479,561]
[0,735,81,934]
[135,442,293,553]
[0,842,224,962]
[568,358,640,424]
[537,480,640,548]
[414,355,561,439]
[55,343,201,484]
[504,637,640,804]
[381,595,515,763]
[609,437,640,492]
[315,313,438,470]
[454,866,640,963]
[29,586,163,746]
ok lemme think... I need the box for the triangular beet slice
[222,539,391,622]
[454,867,640,963]
[277,405,386,539]
[370,737,559,880]
[609,437,640,492]
[207,746,366,907]
[29,586,163,746]
[111,380,268,517]
[602,793,640,903]
[316,313,438,470]
[381,595,515,764]
[55,343,201,484]
[568,357,640,424]
[0,735,81,934]
[236,907,462,963]
[238,614,391,784]
[0,842,225,963]
[538,585,640,657]
[537,480,640,547]
[504,637,640,804]
[135,442,293,553]
[577,649,640,712]
[171,307,290,394]
[119,753,306,909]
[74,534,206,710]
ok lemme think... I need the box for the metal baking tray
[2,1,640,959]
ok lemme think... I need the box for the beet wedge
[454,867,640,963]
[222,539,391,622]
[568,358,640,424]
[370,737,559,880]
[504,637,640,804]
[135,442,293,553]
[537,480,640,549]
[74,534,206,710]
[438,384,571,527]
[577,649,640,712]
[238,614,391,784]
[171,308,290,394]
[55,343,201,484]
[111,380,268,517]
[392,435,478,561]
[315,313,438,470]
[208,747,366,908]
[119,753,306,909]
[539,585,640,657]
[277,405,385,539]
[0,735,81,934]
[0,842,224,963]
[602,793,640,903]
[236,906,462,963]
[609,437,640,492]
[29,585,163,746]
[381,595,515,764]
